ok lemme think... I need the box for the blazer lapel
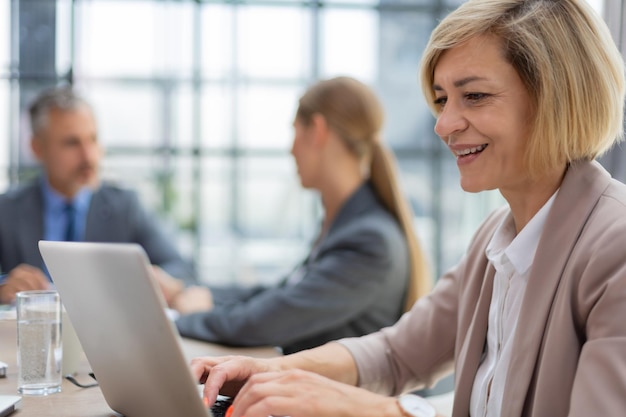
[452,264,496,417]
[501,161,611,415]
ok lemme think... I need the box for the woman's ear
[310,113,330,148]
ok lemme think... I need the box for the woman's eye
[465,92,487,101]
[433,96,447,108]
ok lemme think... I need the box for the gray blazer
[176,181,410,354]
[0,180,195,282]
[341,160,626,417]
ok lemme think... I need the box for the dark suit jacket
[176,181,410,354]
[0,180,195,282]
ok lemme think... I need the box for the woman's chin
[459,179,493,194]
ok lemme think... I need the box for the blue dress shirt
[39,177,93,280]
[41,177,93,243]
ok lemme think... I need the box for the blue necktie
[64,202,76,242]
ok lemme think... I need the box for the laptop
[39,241,227,417]
[0,395,20,417]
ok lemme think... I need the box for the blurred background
[0,0,623,287]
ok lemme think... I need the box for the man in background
[0,86,195,304]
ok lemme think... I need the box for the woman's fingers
[189,356,275,407]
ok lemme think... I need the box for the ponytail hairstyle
[370,142,432,311]
[297,77,432,311]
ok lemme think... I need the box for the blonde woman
[188,1,626,416]
[157,77,430,355]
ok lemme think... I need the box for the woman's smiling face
[432,34,535,194]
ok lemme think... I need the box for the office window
[4,0,612,286]
[82,83,163,148]
[237,7,311,79]
[0,81,9,190]
[201,5,234,79]
[320,9,378,81]
[0,2,9,76]
[75,1,195,78]
[237,84,301,150]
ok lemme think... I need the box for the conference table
[0,317,279,416]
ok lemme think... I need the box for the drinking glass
[16,290,62,395]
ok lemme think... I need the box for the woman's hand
[171,285,213,314]
[191,344,375,415]
[191,355,280,406]
[151,265,184,307]
[151,266,213,313]
[228,369,400,417]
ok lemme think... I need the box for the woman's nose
[434,101,468,138]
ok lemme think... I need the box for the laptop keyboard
[210,396,233,417]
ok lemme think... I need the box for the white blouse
[470,192,557,417]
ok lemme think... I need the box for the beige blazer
[341,160,626,416]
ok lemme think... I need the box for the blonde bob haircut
[297,77,432,310]
[420,0,626,176]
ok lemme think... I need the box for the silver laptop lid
[39,241,210,417]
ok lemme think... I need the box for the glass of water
[16,290,62,395]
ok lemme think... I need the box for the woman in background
[188,1,626,416]
[157,76,431,354]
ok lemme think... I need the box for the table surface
[0,318,279,416]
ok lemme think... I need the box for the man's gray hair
[28,86,92,136]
